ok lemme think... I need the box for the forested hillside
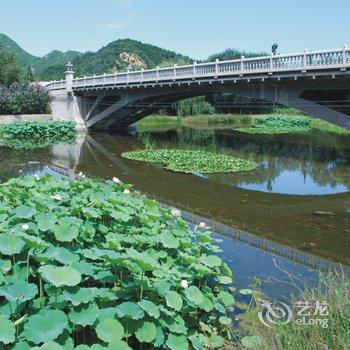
[0,33,267,81]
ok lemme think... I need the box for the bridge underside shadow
[75,78,350,130]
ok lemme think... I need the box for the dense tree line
[0,45,50,115]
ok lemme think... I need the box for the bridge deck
[46,47,350,91]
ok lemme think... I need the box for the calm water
[1,126,349,301]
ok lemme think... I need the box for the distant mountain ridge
[0,34,192,80]
[0,34,83,77]
[0,33,266,81]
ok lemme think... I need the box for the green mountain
[0,33,37,67]
[0,33,82,77]
[1,33,267,81]
[40,39,193,80]
[0,34,192,80]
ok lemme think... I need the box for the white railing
[46,47,350,91]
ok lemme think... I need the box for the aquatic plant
[1,120,77,140]
[122,149,257,173]
[3,134,77,150]
[234,114,312,134]
[0,175,235,348]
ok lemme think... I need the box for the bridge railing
[45,47,350,91]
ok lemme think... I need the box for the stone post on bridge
[65,62,74,94]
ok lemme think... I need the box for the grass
[122,148,257,173]
[136,110,350,135]
[237,272,350,350]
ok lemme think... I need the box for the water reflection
[0,128,349,268]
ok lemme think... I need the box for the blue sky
[0,0,349,59]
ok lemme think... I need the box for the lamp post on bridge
[65,62,74,94]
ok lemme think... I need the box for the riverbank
[238,272,350,350]
[136,112,350,135]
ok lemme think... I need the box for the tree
[0,45,23,85]
[24,65,35,82]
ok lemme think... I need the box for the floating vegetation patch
[0,175,235,348]
[3,135,76,150]
[234,114,312,134]
[122,149,257,173]
[0,121,77,149]
[1,120,77,140]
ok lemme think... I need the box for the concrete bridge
[46,47,350,130]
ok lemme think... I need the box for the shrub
[0,82,50,115]
[0,175,235,348]
[2,120,76,140]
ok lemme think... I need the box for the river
[1,126,349,302]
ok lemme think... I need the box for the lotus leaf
[96,318,124,343]
[39,265,81,287]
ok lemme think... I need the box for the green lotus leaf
[208,334,225,348]
[135,321,157,343]
[200,255,222,268]
[185,286,204,306]
[116,301,145,320]
[0,259,11,274]
[218,290,235,306]
[39,265,81,287]
[166,333,189,350]
[43,247,80,265]
[218,276,233,285]
[75,345,105,350]
[19,233,48,249]
[95,318,124,343]
[139,299,160,318]
[12,341,31,350]
[200,296,214,312]
[54,222,78,242]
[163,315,188,334]
[239,288,253,295]
[160,232,180,249]
[14,205,36,219]
[63,287,95,306]
[153,326,165,347]
[32,341,62,350]
[36,212,57,232]
[0,314,15,345]
[22,309,68,344]
[154,280,171,297]
[98,307,116,322]
[165,291,183,311]
[0,232,25,255]
[69,303,99,326]
[0,271,3,285]
[71,261,95,276]
[219,316,232,325]
[107,340,132,350]
[127,249,159,271]
[0,281,38,302]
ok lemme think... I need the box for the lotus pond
[0,175,235,349]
